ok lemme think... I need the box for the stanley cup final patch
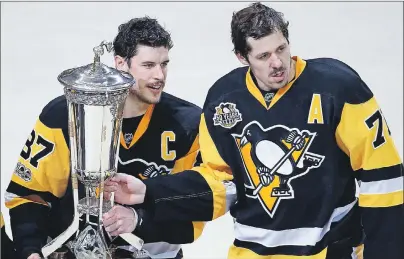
[213,102,242,129]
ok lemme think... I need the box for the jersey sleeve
[132,127,205,244]
[335,78,404,259]
[5,99,70,258]
[140,110,236,222]
[1,212,17,259]
[131,208,204,244]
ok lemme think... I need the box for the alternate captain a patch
[213,102,242,129]
[232,121,325,218]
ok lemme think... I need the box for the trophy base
[72,224,112,259]
[50,246,150,259]
[48,246,71,259]
[78,196,113,216]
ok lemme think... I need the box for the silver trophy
[41,41,144,259]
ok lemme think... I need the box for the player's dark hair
[113,16,173,67]
[231,2,289,58]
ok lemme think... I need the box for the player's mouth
[270,70,285,82]
[147,83,164,94]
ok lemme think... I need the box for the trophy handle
[41,173,80,258]
[93,41,113,66]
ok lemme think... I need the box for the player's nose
[269,54,282,68]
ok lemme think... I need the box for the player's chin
[267,81,285,90]
[146,92,162,104]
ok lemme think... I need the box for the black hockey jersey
[140,56,404,259]
[5,92,204,259]
[1,212,17,259]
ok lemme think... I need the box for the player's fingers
[102,206,117,223]
[105,219,122,233]
[110,173,128,183]
[27,253,42,259]
[104,180,118,188]
[102,215,116,228]
[103,192,111,200]
[110,226,125,236]
[105,222,120,233]
[104,184,118,192]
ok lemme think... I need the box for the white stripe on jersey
[234,199,357,247]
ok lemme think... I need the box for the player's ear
[236,53,249,66]
[114,55,129,71]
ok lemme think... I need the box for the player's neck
[123,94,149,118]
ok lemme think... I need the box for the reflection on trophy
[41,41,144,258]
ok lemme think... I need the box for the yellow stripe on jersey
[192,114,233,219]
[171,134,200,174]
[228,245,328,259]
[5,195,49,209]
[192,221,205,240]
[359,191,403,207]
[335,97,402,171]
[0,213,4,228]
[245,56,307,110]
[354,244,364,259]
[198,114,232,175]
[9,118,70,200]
[120,104,155,150]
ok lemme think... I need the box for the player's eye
[143,63,155,68]
[277,46,286,53]
[258,53,268,60]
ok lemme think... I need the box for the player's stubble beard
[129,80,165,105]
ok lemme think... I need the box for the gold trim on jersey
[228,245,327,259]
[245,56,307,110]
[171,134,200,174]
[192,114,233,219]
[0,213,4,228]
[5,196,48,209]
[192,221,205,240]
[120,104,155,150]
[359,190,403,207]
[354,244,364,259]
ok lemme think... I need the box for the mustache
[146,80,165,87]
[270,68,285,76]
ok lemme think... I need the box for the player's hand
[27,253,42,259]
[102,205,137,236]
[104,173,146,205]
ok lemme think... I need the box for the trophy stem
[86,186,91,223]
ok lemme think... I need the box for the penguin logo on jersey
[213,102,242,129]
[141,163,170,179]
[232,121,325,218]
[118,157,171,179]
